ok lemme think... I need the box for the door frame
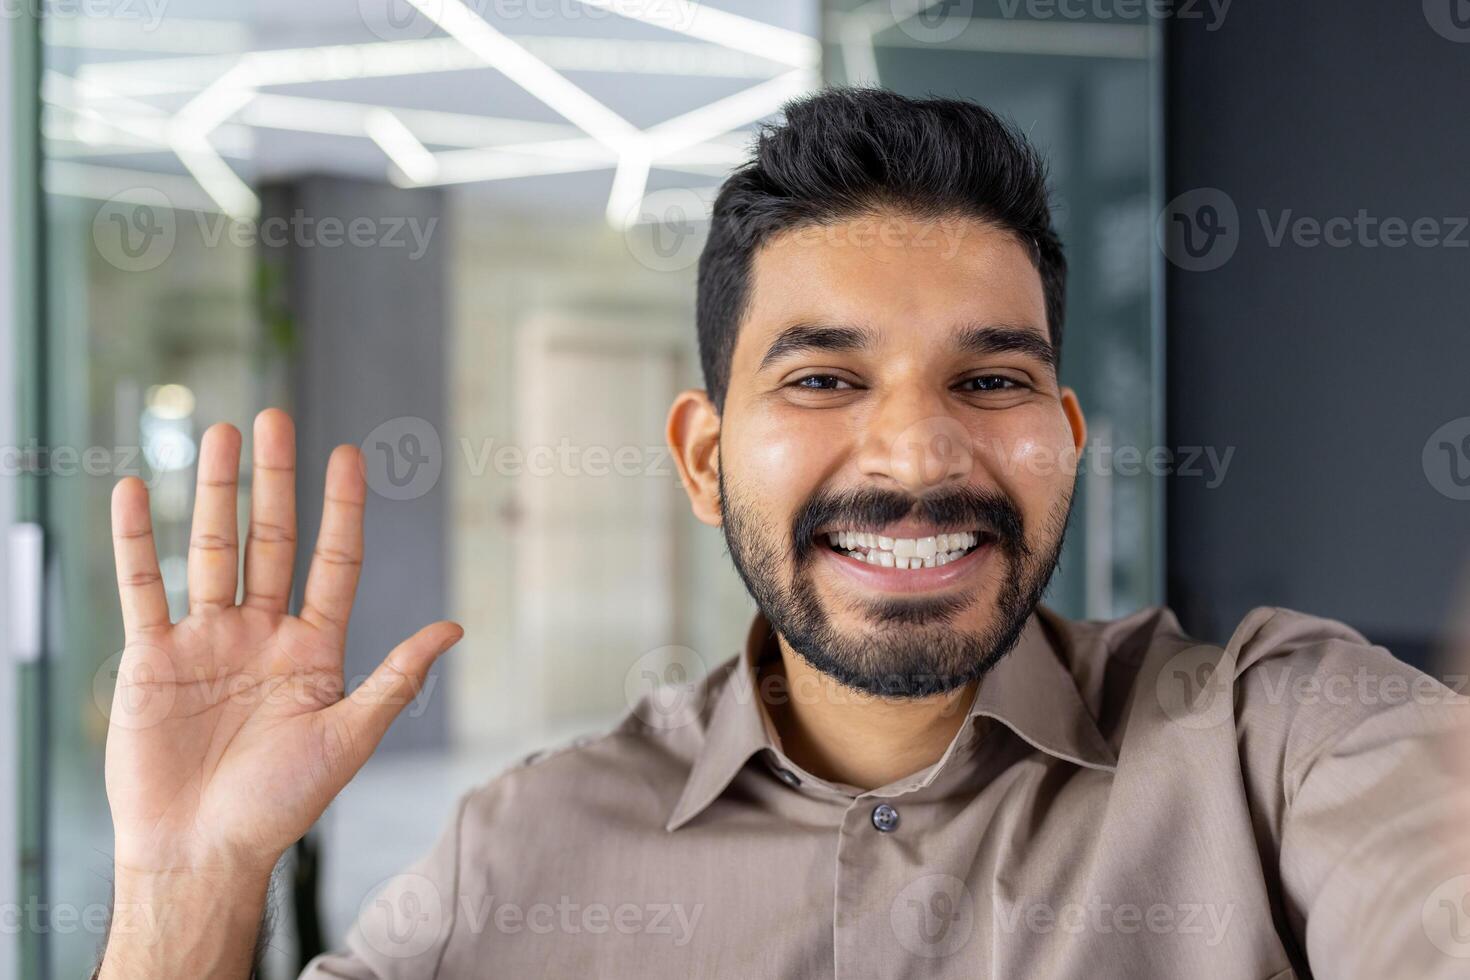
[2,4,44,980]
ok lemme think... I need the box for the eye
[956,374,1026,393]
[792,374,853,391]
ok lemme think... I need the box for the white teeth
[826,528,983,570]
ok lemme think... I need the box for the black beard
[719,463,1074,698]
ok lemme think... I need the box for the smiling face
[669,210,1087,697]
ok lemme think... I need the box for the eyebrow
[955,323,1058,371]
[758,320,1057,372]
[759,322,876,370]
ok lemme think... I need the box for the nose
[855,390,974,494]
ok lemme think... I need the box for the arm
[95,410,462,978]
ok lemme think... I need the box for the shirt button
[871,803,900,833]
[775,768,801,788]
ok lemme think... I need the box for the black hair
[695,86,1066,411]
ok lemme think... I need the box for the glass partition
[26,2,1160,976]
[824,0,1165,619]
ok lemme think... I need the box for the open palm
[106,409,462,879]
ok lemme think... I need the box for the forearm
[96,867,272,980]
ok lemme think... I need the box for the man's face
[681,212,1086,697]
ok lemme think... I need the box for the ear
[667,389,723,527]
[1059,385,1088,458]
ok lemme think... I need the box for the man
[97,89,1469,979]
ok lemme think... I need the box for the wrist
[101,865,272,980]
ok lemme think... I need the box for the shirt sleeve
[1232,606,1470,980]
[299,790,473,980]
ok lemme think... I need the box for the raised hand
[105,408,462,883]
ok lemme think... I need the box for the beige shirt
[302,604,1470,979]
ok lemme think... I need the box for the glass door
[822,0,1167,618]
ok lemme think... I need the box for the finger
[323,622,463,769]
[111,477,170,637]
[300,445,366,636]
[187,423,243,612]
[242,409,297,614]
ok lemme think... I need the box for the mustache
[791,484,1028,562]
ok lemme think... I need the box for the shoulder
[1077,603,1467,791]
[1216,606,1466,788]
[1058,601,1465,756]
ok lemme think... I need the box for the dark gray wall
[262,176,450,751]
[1164,3,1470,661]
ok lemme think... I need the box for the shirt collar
[665,604,1117,831]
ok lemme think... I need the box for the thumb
[326,620,463,768]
